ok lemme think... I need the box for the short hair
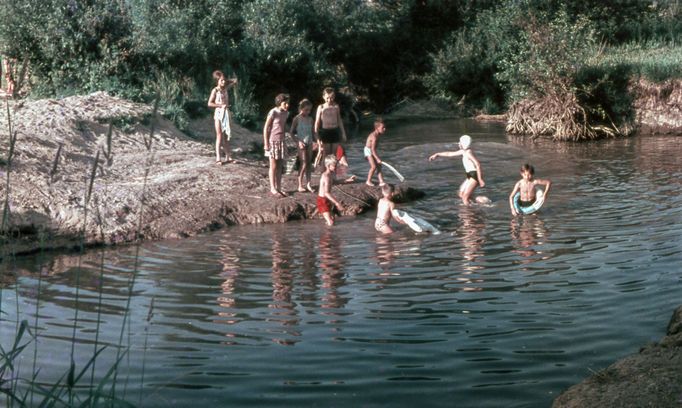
[299,98,312,110]
[323,87,335,96]
[324,155,338,168]
[381,183,394,196]
[212,70,224,81]
[374,117,385,128]
[275,93,290,106]
[521,163,535,175]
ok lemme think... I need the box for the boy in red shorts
[317,155,345,226]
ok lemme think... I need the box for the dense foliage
[0,0,679,127]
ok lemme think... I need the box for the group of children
[207,71,551,232]
[373,134,552,234]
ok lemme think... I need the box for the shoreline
[553,305,682,407]
[0,92,424,258]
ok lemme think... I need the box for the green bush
[495,9,598,102]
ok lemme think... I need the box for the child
[375,184,405,234]
[207,70,237,165]
[263,93,290,197]
[290,99,315,192]
[364,118,386,187]
[508,163,552,216]
[317,155,345,226]
[428,134,486,205]
[314,87,347,158]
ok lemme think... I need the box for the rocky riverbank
[0,92,423,257]
[553,305,682,407]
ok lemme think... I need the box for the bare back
[318,171,333,198]
[376,197,395,223]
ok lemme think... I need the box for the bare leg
[376,224,394,234]
[269,157,278,194]
[460,179,478,205]
[366,157,377,186]
[377,165,385,186]
[322,212,334,226]
[304,144,313,190]
[214,120,223,163]
[323,142,334,157]
[298,147,307,191]
[275,158,286,195]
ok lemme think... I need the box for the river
[2,119,681,407]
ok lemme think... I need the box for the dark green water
[2,119,682,407]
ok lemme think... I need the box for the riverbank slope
[0,93,423,256]
[553,305,682,407]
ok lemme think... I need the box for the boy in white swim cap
[428,134,486,205]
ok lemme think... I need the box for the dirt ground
[553,305,682,408]
[0,92,422,256]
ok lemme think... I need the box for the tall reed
[0,93,161,407]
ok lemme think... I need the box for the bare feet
[366,181,376,187]
[298,186,306,193]
[216,160,224,166]
[306,183,315,193]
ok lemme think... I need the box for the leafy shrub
[495,9,597,102]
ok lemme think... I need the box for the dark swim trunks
[465,171,478,179]
[519,197,536,207]
[319,127,341,144]
[317,196,331,213]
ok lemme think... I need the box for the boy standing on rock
[317,155,345,226]
[364,118,387,187]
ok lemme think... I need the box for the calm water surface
[3,119,682,407]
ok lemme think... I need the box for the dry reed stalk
[506,92,622,141]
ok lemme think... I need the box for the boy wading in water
[374,183,405,234]
[207,70,237,164]
[364,118,387,187]
[429,134,486,205]
[509,163,552,216]
[317,155,345,226]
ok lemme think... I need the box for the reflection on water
[510,216,548,263]
[3,120,682,407]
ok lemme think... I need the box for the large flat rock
[0,93,423,256]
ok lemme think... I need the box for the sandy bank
[0,92,423,256]
[553,305,682,407]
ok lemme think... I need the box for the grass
[0,95,160,407]
[587,41,682,82]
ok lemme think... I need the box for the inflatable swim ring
[513,189,545,215]
[392,209,440,234]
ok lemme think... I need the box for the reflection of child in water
[374,184,405,234]
[508,163,552,216]
[429,134,486,205]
